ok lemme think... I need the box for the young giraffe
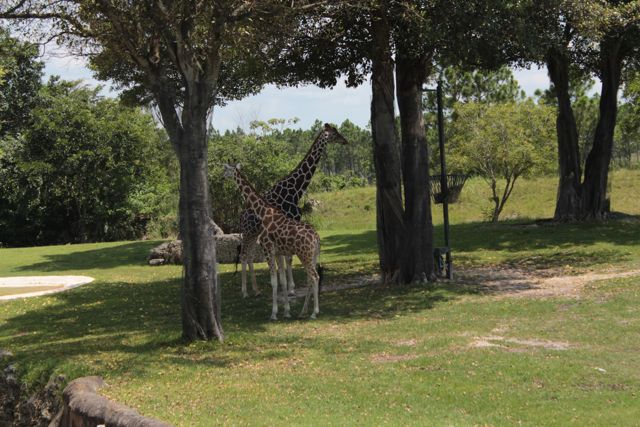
[224,164,322,319]
[239,123,347,298]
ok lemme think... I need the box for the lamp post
[424,79,454,279]
[436,81,453,279]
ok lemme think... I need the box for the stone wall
[51,376,172,427]
[0,367,171,427]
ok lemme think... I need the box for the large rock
[148,234,265,265]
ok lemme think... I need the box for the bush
[0,79,175,246]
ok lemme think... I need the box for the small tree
[450,101,556,222]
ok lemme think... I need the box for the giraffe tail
[314,239,323,291]
[316,263,324,291]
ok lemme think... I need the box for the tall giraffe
[239,123,347,298]
[224,164,322,319]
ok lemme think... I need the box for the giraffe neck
[234,170,269,219]
[267,130,329,203]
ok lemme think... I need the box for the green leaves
[0,27,43,138]
[449,101,557,220]
[0,79,174,246]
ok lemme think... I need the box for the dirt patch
[394,339,418,347]
[370,353,418,363]
[469,336,571,352]
[458,267,640,299]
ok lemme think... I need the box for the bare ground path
[286,266,640,301]
[457,267,640,298]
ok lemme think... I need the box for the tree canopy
[0,27,42,137]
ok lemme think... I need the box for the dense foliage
[0,28,42,138]
[0,79,175,247]
[207,119,372,232]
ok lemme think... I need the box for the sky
[43,54,559,133]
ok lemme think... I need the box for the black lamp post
[435,81,453,279]
[424,79,461,279]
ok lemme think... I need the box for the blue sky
[44,55,556,132]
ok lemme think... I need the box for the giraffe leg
[276,256,290,318]
[240,236,259,298]
[311,274,319,319]
[299,254,318,318]
[245,238,262,296]
[241,261,249,298]
[262,242,278,320]
[308,267,320,319]
[311,241,321,319]
[299,284,312,317]
[286,255,296,296]
[248,262,260,296]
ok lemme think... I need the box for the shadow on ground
[1,239,470,382]
[4,217,638,382]
[322,218,639,266]
[16,241,163,272]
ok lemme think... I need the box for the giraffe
[239,123,347,298]
[224,163,322,319]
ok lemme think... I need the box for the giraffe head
[322,123,348,145]
[222,163,240,179]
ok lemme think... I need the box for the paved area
[0,276,94,301]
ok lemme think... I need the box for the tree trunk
[581,38,622,220]
[547,48,582,221]
[177,113,223,342]
[395,51,434,283]
[370,0,404,283]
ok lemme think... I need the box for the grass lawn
[1,169,639,425]
[0,285,64,297]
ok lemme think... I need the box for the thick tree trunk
[370,1,404,283]
[395,52,434,283]
[581,39,622,220]
[177,115,223,342]
[547,48,583,221]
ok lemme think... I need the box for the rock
[147,234,264,265]
[147,240,182,265]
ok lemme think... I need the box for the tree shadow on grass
[321,219,640,264]
[2,257,472,383]
[12,216,633,382]
[446,219,640,253]
[15,240,164,272]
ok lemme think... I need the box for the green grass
[1,170,639,425]
[0,285,63,297]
